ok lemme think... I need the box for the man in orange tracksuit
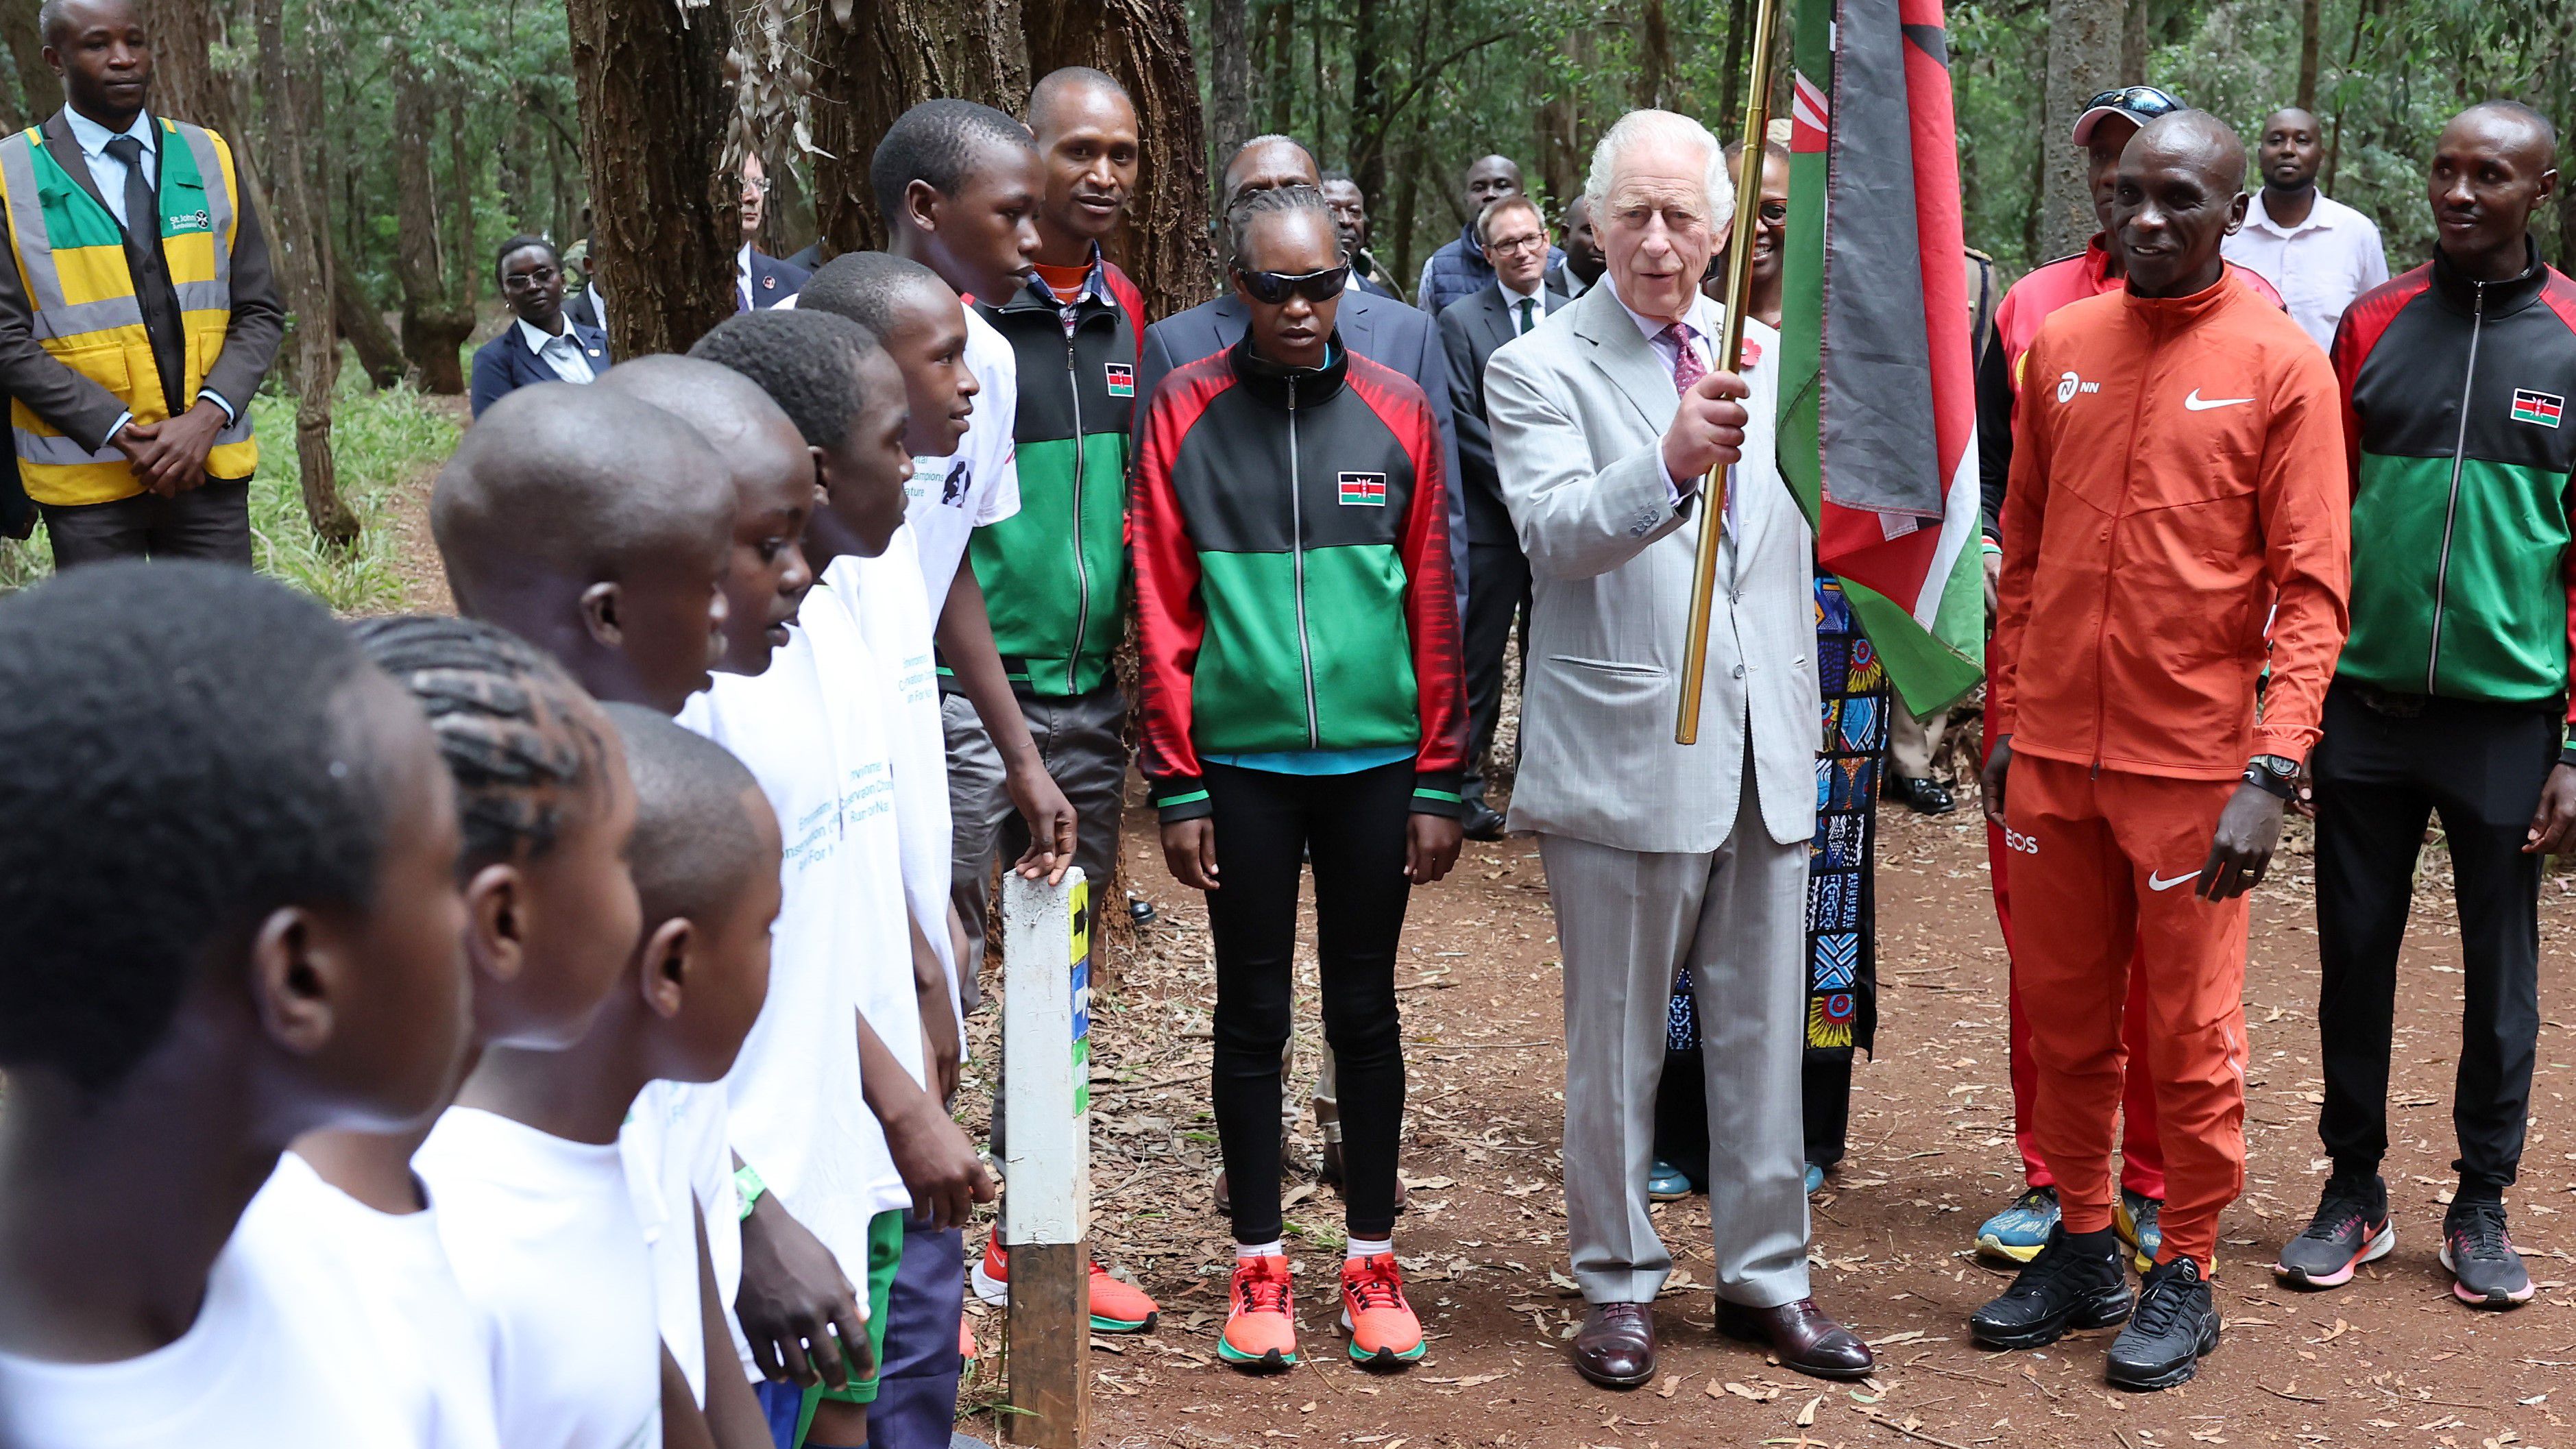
[1968,112,2350,1393]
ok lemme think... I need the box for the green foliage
[0,376,459,613]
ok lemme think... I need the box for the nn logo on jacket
[1338,472,1387,507]
[2513,389,2564,428]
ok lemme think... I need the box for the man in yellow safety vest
[0,0,281,565]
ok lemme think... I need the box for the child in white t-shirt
[0,566,476,1449]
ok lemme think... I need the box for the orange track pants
[2006,752,2250,1271]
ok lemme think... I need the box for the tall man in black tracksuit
[2275,100,2576,1311]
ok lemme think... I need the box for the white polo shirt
[2220,188,2390,350]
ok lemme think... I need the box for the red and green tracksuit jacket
[1130,334,1470,822]
[971,256,1146,698]
[2331,242,2576,736]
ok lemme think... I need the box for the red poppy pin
[761,274,777,291]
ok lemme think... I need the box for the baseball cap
[2070,85,2185,145]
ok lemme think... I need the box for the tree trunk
[808,0,1028,257]
[390,51,471,392]
[2295,0,2323,111]
[1023,0,1217,318]
[1208,0,1250,174]
[2038,0,2122,258]
[0,0,48,128]
[2119,0,2150,86]
[1263,0,1292,136]
[332,242,405,389]
[253,0,355,546]
[1717,0,1751,136]
[562,0,734,357]
[1348,0,1387,202]
[448,97,478,308]
[1632,0,1670,111]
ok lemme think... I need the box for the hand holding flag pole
[1675,0,1788,746]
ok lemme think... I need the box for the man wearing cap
[1965,84,2285,1272]
[2222,108,2389,350]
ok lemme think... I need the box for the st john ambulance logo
[2512,389,2563,428]
[1105,362,1134,398]
[1338,472,1387,507]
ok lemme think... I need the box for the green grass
[0,374,459,611]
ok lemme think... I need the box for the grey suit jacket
[1439,282,1564,546]
[0,110,284,454]
[1138,287,1469,605]
[1485,280,1819,853]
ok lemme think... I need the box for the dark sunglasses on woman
[1235,264,1352,305]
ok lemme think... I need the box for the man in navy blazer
[471,236,610,418]
[735,152,809,310]
[1137,136,1468,609]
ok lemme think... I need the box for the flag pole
[1675,0,1789,745]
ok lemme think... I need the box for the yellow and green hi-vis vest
[0,118,256,506]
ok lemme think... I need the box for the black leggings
[1202,759,1414,1243]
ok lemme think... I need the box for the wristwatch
[2242,753,2299,800]
[735,1164,767,1221]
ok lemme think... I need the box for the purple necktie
[1662,322,1705,394]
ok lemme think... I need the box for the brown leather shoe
[1572,1301,1658,1387]
[1715,1297,1876,1380]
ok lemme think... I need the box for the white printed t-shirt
[818,531,960,1032]
[0,1154,478,1449]
[618,1078,741,1407]
[415,1107,661,1449]
[904,303,1021,620]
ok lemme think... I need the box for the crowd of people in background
[2,0,2575,1439]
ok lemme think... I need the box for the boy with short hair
[688,306,994,1449]
[432,381,736,715]
[0,561,472,1448]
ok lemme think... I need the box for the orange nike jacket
[1989,274,2351,781]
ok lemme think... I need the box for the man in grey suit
[1485,108,1874,1388]
[1439,193,1563,840]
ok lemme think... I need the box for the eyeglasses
[1235,264,1350,304]
[501,265,559,291]
[2082,85,2184,121]
[739,174,773,195]
[1486,232,1549,257]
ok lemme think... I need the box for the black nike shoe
[2105,1256,2219,1391]
[2274,1170,2392,1289]
[1968,1226,2133,1350]
[2443,1197,2534,1308]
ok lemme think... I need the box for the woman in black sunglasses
[1129,182,1469,1374]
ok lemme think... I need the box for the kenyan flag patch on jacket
[2513,389,2564,428]
[1338,471,1387,506]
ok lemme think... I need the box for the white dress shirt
[515,317,596,385]
[2220,188,2390,350]
[1612,285,1745,555]
[66,107,234,435]
[1498,276,1546,334]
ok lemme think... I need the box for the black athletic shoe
[2274,1171,2392,1289]
[1886,775,1956,815]
[2105,1256,2219,1391]
[1968,1226,2132,1350]
[2442,1198,2534,1308]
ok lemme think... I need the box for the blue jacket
[469,319,611,418]
[740,249,810,309]
[1137,285,1470,615]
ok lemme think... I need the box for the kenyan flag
[2512,389,2563,428]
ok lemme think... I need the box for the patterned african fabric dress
[1654,572,1888,1179]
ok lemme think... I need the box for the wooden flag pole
[1675,0,1790,745]
[1001,867,1093,1447]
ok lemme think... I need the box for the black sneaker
[1968,1226,2132,1350]
[2105,1256,2219,1391]
[2442,1198,2534,1308]
[2274,1171,2392,1289]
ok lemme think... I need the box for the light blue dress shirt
[60,107,234,435]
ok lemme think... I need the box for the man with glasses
[1416,154,1564,317]
[1439,194,1561,841]
[1967,83,2284,1273]
[733,150,809,310]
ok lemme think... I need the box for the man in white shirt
[735,151,812,310]
[2220,107,2390,350]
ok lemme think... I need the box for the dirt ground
[958,783,2576,1449]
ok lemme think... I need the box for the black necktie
[104,135,154,241]
[1517,297,1536,334]
[104,134,183,417]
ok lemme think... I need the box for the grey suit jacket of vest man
[1484,277,1819,1309]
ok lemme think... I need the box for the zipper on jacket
[1287,376,1320,748]
[2095,315,2154,777]
[2428,280,2486,693]
[1062,322,1091,696]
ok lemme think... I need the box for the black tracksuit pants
[1461,540,1531,805]
[2313,680,2560,1196]
[1202,759,1413,1244]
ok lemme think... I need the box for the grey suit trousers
[1545,740,1812,1309]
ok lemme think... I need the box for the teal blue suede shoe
[1804,1162,1827,1196]
[1647,1160,1692,1202]
[1976,1184,2062,1265]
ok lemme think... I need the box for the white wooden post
[999,866,1089,1446]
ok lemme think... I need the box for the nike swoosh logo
[2148,869,2203,892]
[2183,389,2252,411]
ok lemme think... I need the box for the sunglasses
[1235,264,1350,304]
[2083,84,2184,120]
